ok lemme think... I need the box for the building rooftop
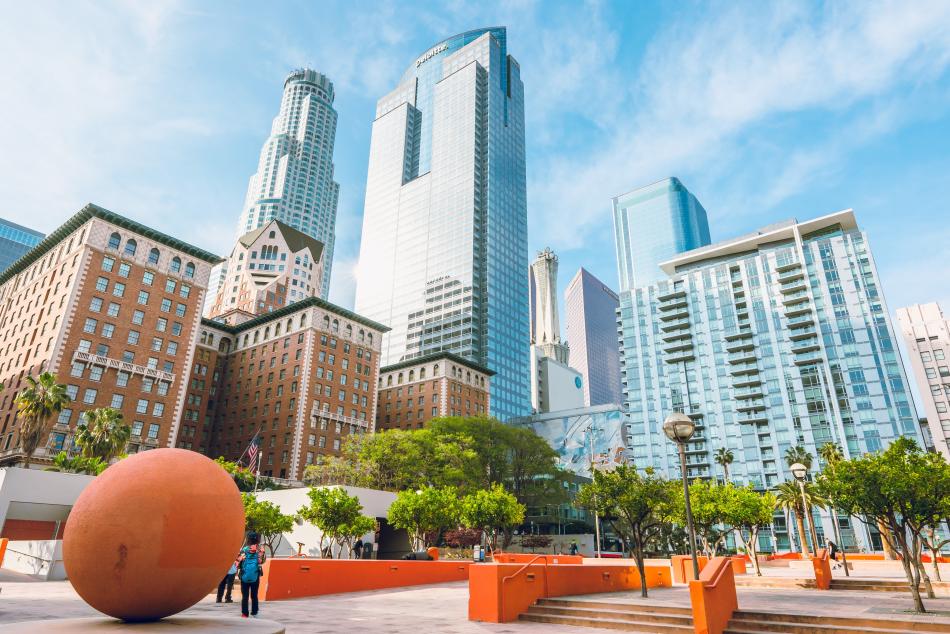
[659,208,857,275]
[379,351,495,377]
[0,203,222,287]
[201,295,390,335]
[236,219,324,263]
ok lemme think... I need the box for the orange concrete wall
[845,553,885,560]
[730,557,746,575]
[493,554,583,565]
[811,549,831,590]
[468,562,672,623]
[261,559,471,601]
[689,557,737,634]
[672,555,709,583]
[0,519,64,540]
[0,538,7,566]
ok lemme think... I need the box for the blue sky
[1,0,949,323]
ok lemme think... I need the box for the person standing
[216,557,238,603]
[569,539,579,556]
[353,538,364,559]
[238,532,266,618]
[826,538,841,570]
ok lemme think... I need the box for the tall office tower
[228,69,340,300]
[896,303,950,458]
[612,177,711,290]
[565,268,622,406]
[354,28,530,421]
[530,248,568,363]
[617,210,918,549]
[0,218,43,272]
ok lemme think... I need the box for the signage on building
[416,43,448,67]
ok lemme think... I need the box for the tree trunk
[749,527,762,577]
[807,509,819,557]
[785,510,798,554]
[878,519,898,559]
[931,545,943,582]
[891,521,925,613]
[913,533,936,599]
[795,513,811,558]
[634,551,648,598]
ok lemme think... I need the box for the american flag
[247,436,260,472]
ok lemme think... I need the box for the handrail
[699,555,732,587]
[500,554,549,621]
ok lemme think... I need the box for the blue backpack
[240,546,263,583]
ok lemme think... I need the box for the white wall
[539,357,585,413]
[0,468,95,532]
[3,540,65,580]
[256,485,396,558]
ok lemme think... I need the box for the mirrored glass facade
[618,210,920,487]
[0,218,43,273]
[355,28,530,421]
[613,177,711,291]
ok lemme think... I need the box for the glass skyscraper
[0,218,43,273]
[613,177,711,290]
[235,69,340,299]
[565,267,622,407]
[618,210,920,486]
[354,28,530,421]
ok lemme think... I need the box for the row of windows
[106,232,196,278]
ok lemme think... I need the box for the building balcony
[786,314,815,327]
[661,330,692,343]
[658,306,690,321]
[734,297,748,310]
[729,362,760,377]
[781,290,810,306]
[310,404,372,431]
[659,318,691,332]
[790,339,821,354]
[664,350,695,364]
[784,303,813,318]
[775,260,802,273]
[732,375,762,388]
[736,399,766,412]
[658,296,689,311]
[788,325,817,340]
[73,351,175,383]
[725,338,755,353]
[793,351,824,366]
[779,279,808,294]
[657,288,687,302]
[737,412,769,425]
[734,386,765,400]
[776,268,805,283]
[727,350,757,365]
[664,339,693,353]
[724,328,754,342]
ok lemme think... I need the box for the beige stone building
[375,352,492,431]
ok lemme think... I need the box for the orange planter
[492,554,583,565]
[811,549,832,590]
[689,557,737,634]
[730,556,747,575]
[468,562,672,623]
[261,559,471,600]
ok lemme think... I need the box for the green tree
[74,407,130,462]
[241,493,294,556]
[674,479,731,557]
[44,451,108,475]
[714,447,734,483]
[460,484,525,553]
[784,445,813,470]
[576,465,677,597]
[722,486,776,576]
[774,480,826,557]
[14,372,71,468]
[388,486,462,550]
[216,457,284,492]
[820,438,950,612]
[817,442,843,468]
[298,487,376,558]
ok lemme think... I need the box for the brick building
[375,352,493,431]
[0,204,220,463]
[0,204,388,481]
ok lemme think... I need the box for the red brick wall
[1,519,65,540]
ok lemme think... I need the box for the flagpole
[253,449,261,493]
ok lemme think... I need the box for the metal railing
[73,351,175,383]
[500,554,549,620]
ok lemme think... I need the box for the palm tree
[13,372,71,468]
[714,447,735,483]
[784,445,813,470]
[818,442,843,468]
[775,480,828,557]
[74,407,131,463]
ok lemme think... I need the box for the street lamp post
[586,427,602,559]
[790,463,812,558]
[664,412,700,580]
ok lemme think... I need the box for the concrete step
[519,611,694,634]
[526,605,693,627]
[727,609,950,634]
[535,597,692,615]
[734,576,817,589]
[521,598,695,633]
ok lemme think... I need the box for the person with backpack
[216,555,239,603]
[237,532,266,618]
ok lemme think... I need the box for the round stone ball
[63,448,246,621]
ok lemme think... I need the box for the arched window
[420,367,426,379]
[408,370,415,382]
[108,232,121,249]
[286,319,293,332]
[359,329,365,343]
[265,327,271,339]
[184,262,195,278]
[170,256,181,273]
[300,314,307,328]
[434,364,440,375]
[124,239,137,256]
[345,324,352,339]
[323,315,330,330]
[367,333,373,345]
[268,231,276,239]
[148,248,160,265]
[397,372,403,384]
[332,319,339,333]
[387,375,393,386]
[253,331,260,344]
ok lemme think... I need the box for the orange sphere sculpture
[63,448,245,621]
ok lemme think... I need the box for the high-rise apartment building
[617,209,919,550]
[896,302,950,457]
[612,177,711,290]
[222,69,340,301]
[565,268,622,406]
[0,218,43,273]
[354,28,530,421]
